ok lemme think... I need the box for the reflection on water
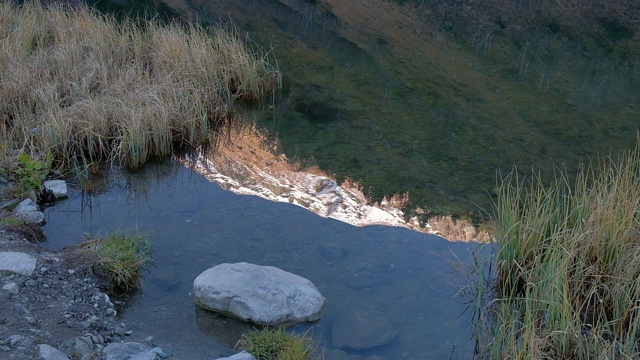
[43,162,476,359]
[162,0,639,217]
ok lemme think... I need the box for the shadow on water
[43,162,478,359]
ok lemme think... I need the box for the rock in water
[42,180,68,199]
[331,306,397,350]
[193,262,327,326]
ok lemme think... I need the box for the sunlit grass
[80,231,151,293]
[471,137,640,359]
[237,327,317,360]
[0,0,280,172]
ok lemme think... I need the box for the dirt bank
[0,179,144,359]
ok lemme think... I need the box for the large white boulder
[193,262,327,326]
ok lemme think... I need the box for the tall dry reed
[0,1,280,171]
[471,138,640,359]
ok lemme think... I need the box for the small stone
[91,333,105,344]
[42,180,68,199]
[13,303,30,315]
[106,308,117,316]
[8,334,25,346]
[38,344,70,360]
[2,282,20,294]
[0,252,38,275]
[81,316,98,329]
[24,279,37,287]
[21,336,34,347]
[13,199,45,224]
[74,336,93,357]
[151,347,169,358]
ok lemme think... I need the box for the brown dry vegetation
[0,0,280,174]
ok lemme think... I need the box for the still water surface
[43,162,477,359]
[177,0,639,216]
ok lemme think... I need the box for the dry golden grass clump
[471,138,640,359]
[0,1,280,171]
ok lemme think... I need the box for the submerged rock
[323,349,353,360]
[193,262,327,326]
[331,306,397,350]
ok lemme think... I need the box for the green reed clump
[237,328,316,360]
[472,138,640,359]
[80,231,151,293]
[0,1,280,171]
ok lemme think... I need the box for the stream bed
[42,162,477,359]
[8,0,638,358]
